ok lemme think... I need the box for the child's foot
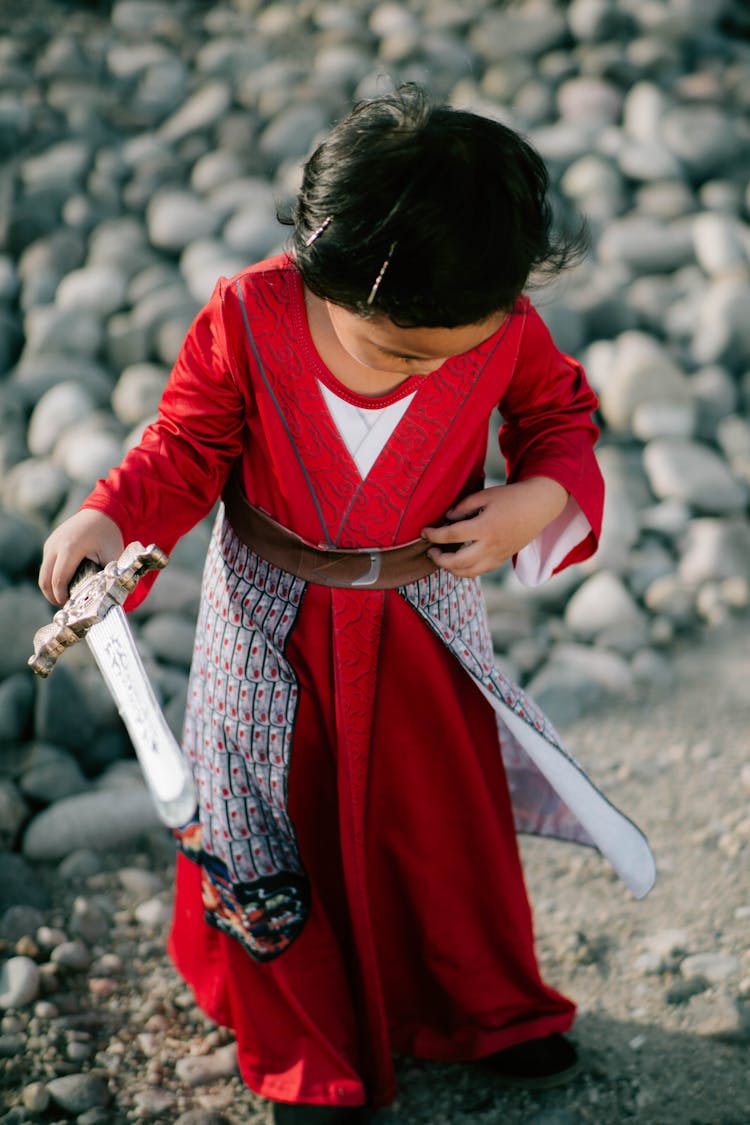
[479,1032,581,1089]
[273,1103,372,1124]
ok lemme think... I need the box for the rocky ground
[1,0,750,1123]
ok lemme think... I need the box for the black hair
[284,85,585,328]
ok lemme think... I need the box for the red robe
[84,255,654,1108]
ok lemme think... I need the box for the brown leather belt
[221,472,438,590]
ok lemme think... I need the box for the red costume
[84,256,654,1108]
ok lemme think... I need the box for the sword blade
[85,605,196,828]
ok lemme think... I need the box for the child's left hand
[421,478,568,578]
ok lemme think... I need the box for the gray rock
[560,154,627,221]
[22,787,161,860]
[159,81,232,143]
[174,1041,238,1085]
[660,106,743,179]
[692,213,749,279]
[19,752,89,805]
[524,661,604,726]
[598,332,692,433]
[134,896,173,929]
[34,664,97,754]
[49,938,91,970]
[55,265,127,317]
[2,457,70,520]
[46,1073,109,1114]
[691,280,750,369]
[10,353,114,409]
[146,190,223,253]
[0,904,46,942]
[0,586,54,677]
[678,518,750,585]
[564,571,646,641]
[631,400,696,441]
[622,80,670,144]
[21,140,92,191]
[0,674,35,743]
[27,381,98,457]
[643,575,695,626]
[223,207,281,260]
[681,952,740,984]
[23,305,103,359]
[467,5,567,60]
[0,782,30,847]
[191,150,248,195]
[557,76,622,125]
[690,366,738,440]
[598,215,694,273]
[70,897,109,944]
[118,867,164,900]
[111,363,168,426]
[52,423,123,487]
[139,612,196,668]
[179,239,248,304]
[0,956,40,1010]
[643,438,748,514]
[258,103,329,165]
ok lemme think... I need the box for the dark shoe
[479,1032,582,1089]
[273,1102,372,1124]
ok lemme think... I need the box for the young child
[40,86,654,1125]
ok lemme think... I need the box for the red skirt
[169,588,574,1107]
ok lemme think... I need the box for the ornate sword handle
[28,542,169,678]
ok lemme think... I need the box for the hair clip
[367,241,398,306]
[304,215,333,247]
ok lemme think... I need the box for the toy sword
[28,542,197,828]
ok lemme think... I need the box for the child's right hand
[39,509,125,606]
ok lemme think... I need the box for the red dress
[84,256,652,1108]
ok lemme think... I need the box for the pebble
[680,953,741,984]
[46,1073,110,1114]
[22,787,162,861]
[643,438,749,514]
[174,1042,238,1085]
[0,956,41,1009]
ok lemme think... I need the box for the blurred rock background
[1,0,749,862]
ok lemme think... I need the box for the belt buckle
[350,550,382,588]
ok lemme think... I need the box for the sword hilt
[28,542,169,678]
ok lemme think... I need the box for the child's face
[326,303,507,378]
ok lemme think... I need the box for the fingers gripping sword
[28,543,197,828]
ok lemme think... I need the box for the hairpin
[367,241,398,306]
[304,215,333,247]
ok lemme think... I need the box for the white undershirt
[318,380,592,587]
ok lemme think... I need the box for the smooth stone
[660,106,741,178]
[690,367,738,439]
[0,586,54,677]
[691,280,750,368]
[191,149,248,195]
[635,179,696,221]
[22,787,162,861]
[631,400,696,441]
[643,575,695,625]
[0,674,35,743]
[678,518,750,585]
[0,957,40,1009]
[106,41,175,80]
[222,208,281,259]
[47,1073,109,1114]
[0,784,31,847]
[118,867,164,900]
[52,424,123,486]
[27,381,97,457]
[180,238,249,304]
[0,513,43,580]
[23,305,103,359]
[692,213,749,279]
[131,565,201,618]
[57,849,103,880]
[70,897,109,944]
[139,612,197,668]
[0,904,46,943]
[146,190,223,253]
[134,896,173,929]
[467,5,567,60]
[2,457,70,520]
[717,415,750,480]
[564,571,646,640]
[616,139,683,183]
[560,154,627,220]
[523,660,604,726]
[557,76,622,124]
[10,353,113,409]
[643,438,748,514]
[622,80,669,144]
[19,754,89,805]
[681,953,740,984]
[174,1042,238,1085]
[34,663,97,754]
[630,647,676,690]
[159,81,232,142]
[105,309,152,371]
[0,427,27,476]
[49,938,91,971]
[55,265,127,316]
[111,363,168,426]
[598,332,693,433]
[21,1083,50,1114]
[257,103,329,164]
[21,140,92,190]
[598,215,694,273]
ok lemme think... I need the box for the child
[40,86,654,1125]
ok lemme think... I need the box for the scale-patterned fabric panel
[176,514,309,961]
